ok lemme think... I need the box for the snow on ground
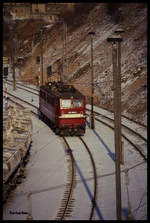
[3,115,67,220]
[65,117,147,220]
[86,104,147,139]
[3,80,147,220]
[6,83,39,109]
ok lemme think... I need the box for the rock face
[3,105,32,187]
[3,3,147,125]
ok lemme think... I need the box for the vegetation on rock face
[61,3,96,30]
[3,3,147,125]
[69,63,90,81]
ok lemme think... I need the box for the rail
[78,136,97,220]
[55,137,76,220]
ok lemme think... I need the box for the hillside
[3,3,147,126]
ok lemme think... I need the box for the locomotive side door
[55,98,59,126]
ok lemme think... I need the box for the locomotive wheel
[40,112,43,121]
[70,131,75,136]
[48,121,52,128]
[60,129,65,136]
[55,128,60,135]
[42,113,45,122]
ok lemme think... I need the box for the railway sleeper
[59,208,72,212]
[61,202,72,207]
[63,194,70,197]
[56,213,70,218]
[56,213,65,217]
[65,183,72,187]
[61,202,70,205]
[63,191,71,194]
[66,208,73,211]
[67,200,74,204]
[61,198,70,201]
[63,197,69,200]
[65,182,74,186]
[64,191,70,194]
[67,171,73,175]
[64,213,71,217]
[65,187,72,191]
[63,196,70,199]
[62,198,70,202]
[58,209,67,213]
[56,214,64,218]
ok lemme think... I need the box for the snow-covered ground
[3,80,147,220]
[3,115,67,220]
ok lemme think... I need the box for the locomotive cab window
[61,99,71,109]
[73,99,82,108]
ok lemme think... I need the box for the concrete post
[107,30,124,220]
[88,31,96,129]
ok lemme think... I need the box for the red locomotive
[38,81,86,136]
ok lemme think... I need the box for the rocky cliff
[3,3,147,125]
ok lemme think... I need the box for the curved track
[86,108,147,141]
[4,83,147,220]
[5,81,146,139]
[86,107,147,129]
[86,110,147,161]
[5,95,76,220]
[97,115,146,161]
[55,137,76,220]
[63,136,98,220]
[78,136,97,220]
[5,80,146,137]
[4,79,39,95]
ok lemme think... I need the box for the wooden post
[27,192,33,220]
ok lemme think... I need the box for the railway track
[4,86,147,219]
[5,96,38,119]
[62,136,98,220]
[86,105,147,129]
[5,80,146,136]
[4,79,39,95]
[4,96,76,220]
[5,88,147,161]
[4,91,38,110]
[86,108,147,140]
[5,80,147,137]
[102,118,146,161]
[55,137,76,220]
[86,109,147,161]
[5,93,98,219]
[5,80,147,128]
[78,136,97,220]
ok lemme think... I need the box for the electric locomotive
[38,81,86,136]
